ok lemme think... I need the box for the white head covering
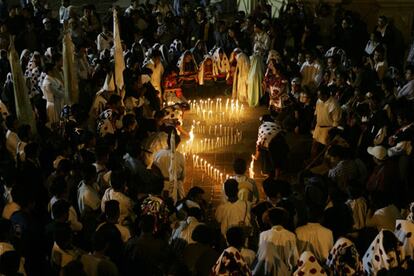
[177,50,198,75]
[211,246,252,276]
[213,48,230,74]
[198,55,216,86]
[395,220,414,262]
[267,50,281,64]
[256,121,283,149]
[362,229,406,275]
[326,237,364,275]
[293,251,327,276]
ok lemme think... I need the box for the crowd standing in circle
[0,0,414,275]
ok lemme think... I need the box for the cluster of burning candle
[189,98,244,123]
[180,122,243,154]
[192,154,228,184]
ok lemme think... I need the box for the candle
[249,154,255,179]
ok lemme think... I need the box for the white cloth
[295,223,334,263]
[231,174,258,203]
[232,52,250,102]
[153,149,185,201]
[213,48,230,75]
[253,241,290,276]
[215,200,250,236]
[313,97,342,145]
[363,229,406,275]
[77,181,101,215]
[366,204,402,231]
[41,74,64,127]
[171,216,202,245]
[326,237,363,275]
[101,188,133,224]
[259,225,299,270]
[5,130,26,161]
[142,131,168,168]
[346,197,368,230]
[394,219,414,262]
[293,251,327,276]
[300,61,322,87]
[256,121,283,149]
[397,79,414,100]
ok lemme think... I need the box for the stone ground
[181,88,313,207]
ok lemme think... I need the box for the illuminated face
[205,59,212,66]
[184,54,192,63]
[299,92,309,103]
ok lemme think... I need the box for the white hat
[367,146,387,160]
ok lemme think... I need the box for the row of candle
[181,130,243,154]
[189,98,244,123]
[192,154,229,184]
[191,121,241,137]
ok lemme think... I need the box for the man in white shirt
[366,192,402,231]
[295,208,334,263]
[215,179,251,236]
[312,86,342,157]
[59,0,70,24]
[153,131,185,203]
[397,66,414,100]
[101,170,133,225]
[300,51,322,88]
[96,25,113,52]
[98,200,131,243]
[77,164,101,216]
[258,208,298,271]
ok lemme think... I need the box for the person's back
[295,220,333,263]
[258,208,298,271]
[215,179,251,236]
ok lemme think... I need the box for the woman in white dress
[41,63,64,128]
[232,50,250,103]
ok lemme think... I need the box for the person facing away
[231,157,259,203]
[215,179,251,237]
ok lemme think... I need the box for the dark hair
[122,113,136,128]
[104,200,120,221]
[262,177,279,199]
[5,115,16,130]
[187,186,204,199]
[110,170,126,191]
[192,224,212,244]
[108,94,122,106]
[187,207,202,220]
[54,224,72,249]
[81,164,97,182]
[226,226,244,248]
[57,158,72,173]
[52,200,70,220]
[267,207,289,227]
[224,179,238,198]
[140,215,155,233]
[49,176,68,197]
[233,158,247,175]
[0,250,21,275]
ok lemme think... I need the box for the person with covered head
[42,62,65,129]
[254,115,289,178]
[198,55,216,88]
[177,50,198,97]
[232,49,250,103]
[247,52,265,107]
[89,73,116,124]
[212,47,230,82]
[211,226,252,276]
[363,229,408,274]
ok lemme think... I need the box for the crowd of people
[0,0,413,275]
